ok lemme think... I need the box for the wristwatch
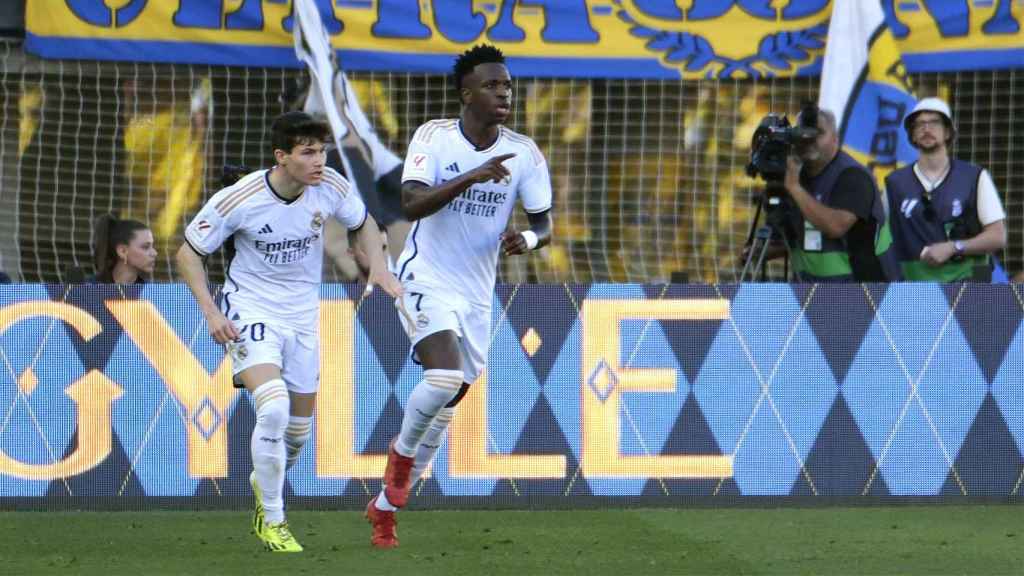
[953,240,966,257]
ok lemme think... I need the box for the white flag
[291,0,401,194]
[818,0,917,181]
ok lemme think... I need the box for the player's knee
[444,383,471,408]
[424,369,463,394]
[259,401,290,433]
[253,379,290,432]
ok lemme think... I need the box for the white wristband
[521,230,539,250]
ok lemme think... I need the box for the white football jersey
[184,167,366,333]
[397,119,552,304]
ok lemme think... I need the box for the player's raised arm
[175,243,239,344]
[401,153,515,221]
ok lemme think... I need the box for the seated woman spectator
[91,214,157,284]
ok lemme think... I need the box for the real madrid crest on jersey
[311,211,324,232]
[228,341,248,362]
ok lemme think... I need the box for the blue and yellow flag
[818,0,918,182]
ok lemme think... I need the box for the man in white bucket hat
[883,97,1007,281]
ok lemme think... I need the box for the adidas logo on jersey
[445,162,460,173]
[258,224,274,234]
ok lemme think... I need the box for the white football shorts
[225,318,320,394]
[396,281,490,384]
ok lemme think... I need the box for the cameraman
[782,107,900,282]
[884,98,1006,282]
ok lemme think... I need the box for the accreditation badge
[804,221,823,252]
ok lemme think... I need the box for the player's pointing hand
[467,153,515,184]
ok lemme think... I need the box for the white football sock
[250,379,289,525]
[409,406,454,485]
[374,491,398,512]
[285,415,313,470]
[375,406,455,511]
[395,369,463,457]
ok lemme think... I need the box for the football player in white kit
[176,111,402,552]
[365,45,553,548]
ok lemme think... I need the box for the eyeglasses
[912,118,945,131]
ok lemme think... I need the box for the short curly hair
[452,44,506,100]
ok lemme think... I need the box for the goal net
[1,38,1020,284]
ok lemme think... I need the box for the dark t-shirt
[87,272,146,285]
[801,166,886,282]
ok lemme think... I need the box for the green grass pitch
[2,506,1021,575]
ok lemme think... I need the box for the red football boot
[365,498,398,548]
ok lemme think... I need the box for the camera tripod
[739,183,793,283]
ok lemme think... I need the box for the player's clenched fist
[500,230,528,256]
[466,153,515,184]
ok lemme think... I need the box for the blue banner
[23,1,1024,79]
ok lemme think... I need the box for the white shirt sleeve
[334,192,368,231]
[517,144,553,214]
[976,169,1006,226]
[322,169,368,230]
[184,189,245,256]
[402,125,438,186]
